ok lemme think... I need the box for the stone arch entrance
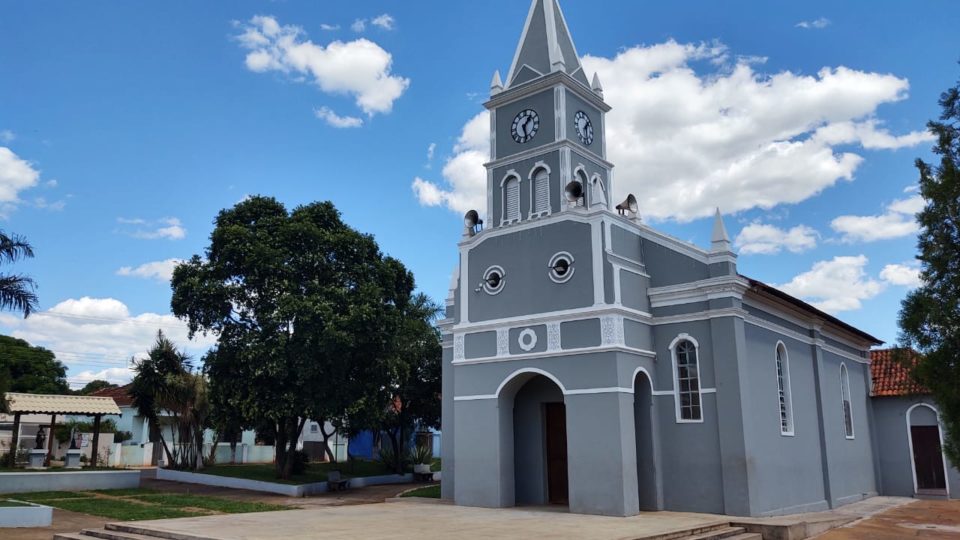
[498,370,568,506]
[908,403,949,496]
[634,368,662,510]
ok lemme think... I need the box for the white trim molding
[648,275,750,309]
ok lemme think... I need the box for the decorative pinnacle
[711,208,732,252]
[491,70,504,95]
[591,72,604,96]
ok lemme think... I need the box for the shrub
[290,449,310,475]
[114,431,133,444]
[411,445,433,465]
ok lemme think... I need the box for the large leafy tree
[347,293,442,472]
[0,335,69,395]
[899,74,960,464]
[76,380,116,395]
[172,196,413,479]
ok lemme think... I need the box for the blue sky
[1,1,957,388]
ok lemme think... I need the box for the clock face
[575,111,594,146]
[511,109,540,144]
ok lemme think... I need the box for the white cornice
[485,139,613,171]
[451,304,653,334]
[486,71,610,113]
[453,343,656,367]
[648,276,750,308]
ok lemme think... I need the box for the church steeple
[505,0,590,89]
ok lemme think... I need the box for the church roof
[870,348,929,397]
[506,0,591,89]
[744,276,883,346]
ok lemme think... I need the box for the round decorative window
[482,265,506,295]
[518,328,538,352]
[548,252,575,283]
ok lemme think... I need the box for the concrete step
[81,527,169,540]
[105,523,213,540]
[681,527,748,540]
[52,534,87,540]
[726,535,762,540]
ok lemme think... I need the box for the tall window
[776,343,794,435]
[840,364,854,439]
[674,339,702,421]
[503,176,520,223]
[532,168,550,215]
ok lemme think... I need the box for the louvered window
[841,364,854,438]
[776,344,794,435]
[504,177,520,222]
[533,169,550,215]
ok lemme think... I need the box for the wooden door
[911,425,947,491]
[545,403,569,505]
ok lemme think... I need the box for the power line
[31,311,191,330]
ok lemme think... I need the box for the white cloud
[734,223,818,255]
[830,195,922,242]
[320,23,340,31]
[45,179,58,188]
[351,19,366,33]
[412,41,929,222]
[411,111,489,215]
[0,297,217,387]
[0,146,40,204]
[580,41,930,221]
[116,259,184,283]
[777,255,885,313]
[71,367,135,387]
[117,217,187,240]
[236,15,409,116]
[314,106,364,128]
[371,14,395,31]
[880,263,923,288]
[0,130,14,143]
[33,197,66,211]
[796,17,831,29]
[426,142,436,162]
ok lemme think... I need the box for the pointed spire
[505,0,585,89]
[491,70,504,95]
[591,72,604,97]
[711,208,732,252]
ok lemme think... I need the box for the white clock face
[575,111,594,146]
[511,109,540,144]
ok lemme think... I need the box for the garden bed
[0,499,53,528]
[158,462,415,497]
[0,469,140,494]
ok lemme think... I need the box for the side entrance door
[911,425,947,492]
[545,403,569,505]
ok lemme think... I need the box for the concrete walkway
[111,502,729,540]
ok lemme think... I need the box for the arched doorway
[500,371,568,506]
[908,404,949,496]
[634,369,661,510]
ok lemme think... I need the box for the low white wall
[0,502,53,528]
[0,470,140,494]
[156,468,414,497]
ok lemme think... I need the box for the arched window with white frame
[776,342,794,435]
[501,174,521,224]
[671,335,702,422]
[840,363,855,439]
[530,166,550,217]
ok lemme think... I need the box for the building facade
[439,0,953,518]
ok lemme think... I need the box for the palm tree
[0,231,38,317]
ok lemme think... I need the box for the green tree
[0,231,38,317]
[130,331,211,470]
[0,335,69,395]
[348,293,442,472]
[172,196,413,479]
[898,74,960,465]
[77,380,116,395]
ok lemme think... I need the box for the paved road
[816,499,960,539]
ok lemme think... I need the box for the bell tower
[484,0,612,229]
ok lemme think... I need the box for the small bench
[327,471,350,492]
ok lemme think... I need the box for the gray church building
[438,0,959,517]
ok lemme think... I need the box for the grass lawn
[401,484,441,498]
[0,500,32,507]
[0,489,291,521]
[198,460,396,485]
[431,458,441,472]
